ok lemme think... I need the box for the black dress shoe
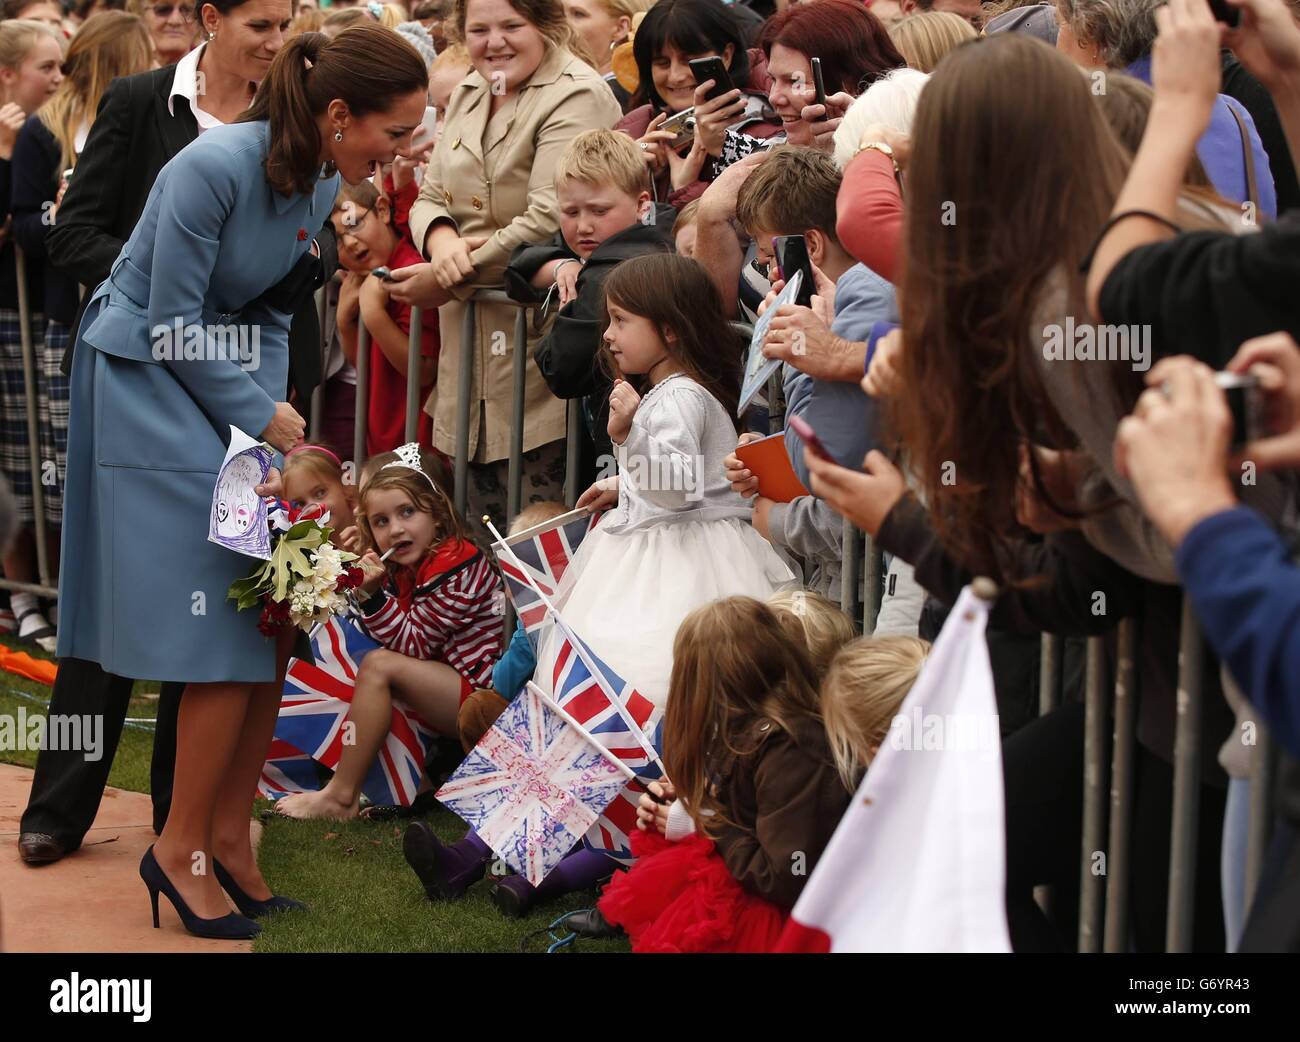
[18,832,66,864]
[566,907,625,939]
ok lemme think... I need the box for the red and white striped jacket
[359,538,503,686]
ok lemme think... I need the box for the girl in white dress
[536,252,796,709]
[400,254,795,919]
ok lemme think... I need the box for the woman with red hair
[759,0,904,148]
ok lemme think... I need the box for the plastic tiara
[381,442,438,490]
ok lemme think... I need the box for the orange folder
[735,432,810,504]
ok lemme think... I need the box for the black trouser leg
[1130,747,1227,952]
[149,681,184,835]
[20,658,134,851]
[1002,702,1085,952]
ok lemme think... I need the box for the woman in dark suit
[17,0,338,870]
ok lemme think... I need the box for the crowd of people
[4,0,1300,954]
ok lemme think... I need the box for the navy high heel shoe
[213,859,307,919]
[139,846,261,940]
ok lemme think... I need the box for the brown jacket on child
[709,714,853,910]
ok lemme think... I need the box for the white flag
[778,584,1012,952]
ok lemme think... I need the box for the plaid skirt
[0,308,66,525]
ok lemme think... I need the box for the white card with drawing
[209,425,275,560]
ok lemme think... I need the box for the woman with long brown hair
[57,24,427,939]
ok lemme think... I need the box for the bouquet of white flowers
[227,501,364,634]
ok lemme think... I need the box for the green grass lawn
[0,635,627,953]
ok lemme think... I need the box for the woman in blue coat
[56,23,429,939]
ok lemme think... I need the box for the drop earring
[334,130,343,142]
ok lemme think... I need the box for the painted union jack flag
[435,683,630,885]
[257,616,437,807]
[548,617,664,864]
[493,507,600,643]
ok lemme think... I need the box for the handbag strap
[1227,100,1260,213]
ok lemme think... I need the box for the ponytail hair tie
[367,1,384,19]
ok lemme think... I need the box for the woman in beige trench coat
[390,0,621,525]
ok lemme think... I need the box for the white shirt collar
[167,44,224,133]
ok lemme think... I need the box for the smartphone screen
[773,234,815,309]
[689,57,735,102]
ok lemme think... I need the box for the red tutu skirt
[598,830,788,952]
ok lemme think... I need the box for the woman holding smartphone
[617,0,781,206]
[758,0,905,151]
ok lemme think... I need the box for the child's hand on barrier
[607,379,641,445]
[554,258,580,307]
[359,273,390,323]
[725,432,764,498]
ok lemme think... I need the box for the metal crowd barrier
[1040,606,1276,953]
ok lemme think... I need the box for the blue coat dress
[56,120,339,683]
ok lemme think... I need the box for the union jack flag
[257,616,437,807]
[434,683,631,885]
[493,507,600,643]
[548,617,664,863]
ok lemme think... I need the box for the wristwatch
[856,139,899,173]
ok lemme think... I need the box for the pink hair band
[286,444,344,467]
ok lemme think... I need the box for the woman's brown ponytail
[240,24,428,197]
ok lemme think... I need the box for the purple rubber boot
[490,847,616,918]
[403,824,493,900]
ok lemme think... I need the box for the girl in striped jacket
[274,446,503,821]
